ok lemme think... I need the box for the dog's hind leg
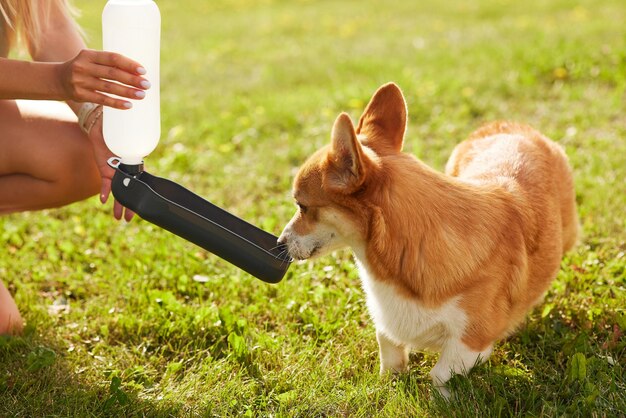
[377,330,409,375]
[430,340,493,398]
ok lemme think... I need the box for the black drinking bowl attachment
[108,158,291,283]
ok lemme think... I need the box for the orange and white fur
[278,83,578,395]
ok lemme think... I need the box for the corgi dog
[278,83,578,395]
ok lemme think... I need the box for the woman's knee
[39,118,101,197]
[0,100,101,208]
[52,138,101,200]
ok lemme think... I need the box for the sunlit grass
[1,0,624,416]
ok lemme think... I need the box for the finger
[113,200,124,220]
[79,90,132,110]
[124,207,135,222]
[100,178,111,204]
[90,63,150,90]
[84,78,146,101]
[97,159,116,180]
[91,51,146,75]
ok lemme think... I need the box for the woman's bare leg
[0,280,22,335]
[0,99,101,213]
[0,99,101,333]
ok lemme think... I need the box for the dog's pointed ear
[356,82,407,155]
[326,112,366,193]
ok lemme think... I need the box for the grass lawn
[1,0,625,416]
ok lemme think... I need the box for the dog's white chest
[354,256,467,350]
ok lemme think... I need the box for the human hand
[87,114,135,221]
[58,49,150,109]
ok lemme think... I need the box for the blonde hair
[0,0,80,52]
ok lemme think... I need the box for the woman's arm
[0,58,67,100]
[15,1,150,111]
[0,52,148,109]
[27,0,85,62]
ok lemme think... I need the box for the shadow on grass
[392,313,625,417]
[0,327,187,417]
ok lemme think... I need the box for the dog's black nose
[273,238,292,262]
[276,235,286,246]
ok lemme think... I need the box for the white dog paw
[433,384,453,401]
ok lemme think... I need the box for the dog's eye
[297,202,308,214]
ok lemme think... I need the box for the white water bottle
[102,0,161,166]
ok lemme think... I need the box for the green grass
[1,0,625,416]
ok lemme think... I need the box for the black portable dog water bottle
[102,0,291,283]
[108,159,292,284]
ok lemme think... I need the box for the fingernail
[100,193,106,203]
[135,90,146,99]
[137,66,147,75]
[140,80,151,89]
[123,102,133,109]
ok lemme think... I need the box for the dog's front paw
[433,384,453,401]
[377,331,409,377]
[379,362,409,377]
